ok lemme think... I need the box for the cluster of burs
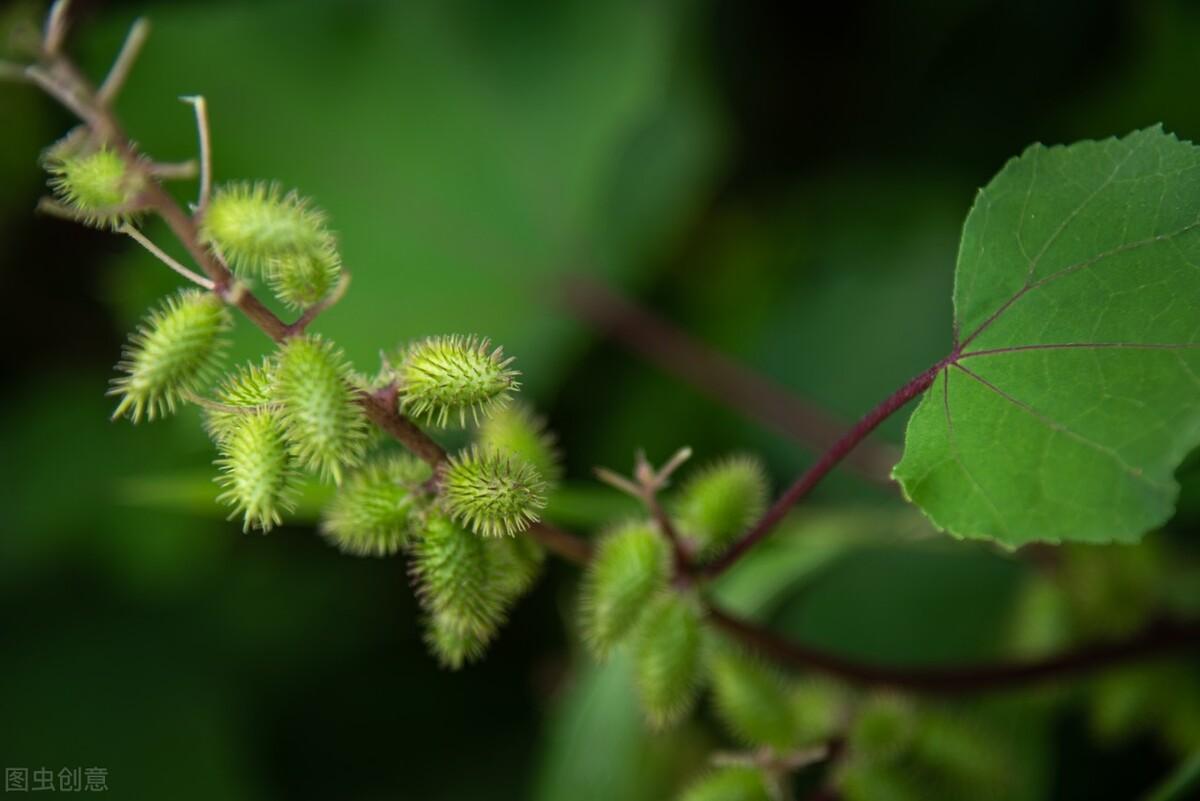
[43,136,556,668]
[42,139,1039,800]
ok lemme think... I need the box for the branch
[27,14,1200,701]
[706,603,1200,694]
[361,386,593,563]
[596,448,696,582]
[704,359,948,579]
[562,275,899,487]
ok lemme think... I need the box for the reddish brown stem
[707,604,1200,694]
[647,492,694,585]
[30,34,1200,699]
[704,359,948,579]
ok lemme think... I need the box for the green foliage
[633,592,703,728]
[841,700,1017,801]
[110,289,230,422]
[442,446,547,537]
[397,335,518,427]
[43,142,144,228]
[410,512,508,669]
[320,455,431,556]
[1089,664,1200,754]
[272,334,368,484]
[849,695,915,763]
[580,521,669,657]
[674,456,768,558]
[199,181,336,276]
[838,762,922,801]
[1006,572,1072,658]
[476,403,562,485]
[678,766,772,801]
[896,127,1200,547]
[214,410,298,532]
[708,646,795,750]
[1060,540,1162,638]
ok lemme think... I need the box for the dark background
[2,0,1198,798]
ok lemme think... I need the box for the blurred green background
[2,0,1200,799]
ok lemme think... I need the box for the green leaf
[896,127,1200,546]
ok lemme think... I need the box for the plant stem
[28,33,1200,698]
[362,387,593,562]
[704,359,948,579]
[706,604,1200,694]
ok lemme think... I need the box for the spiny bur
[425,609,490,671]
[442,446,547,537]
[674,455,768,558]
[679,766,772,801]
[110,289,231,422]
[423,534,545,670]
[398,335,518,427]
[267,248,341,311]
[215,410,299,532]
[44,143,145,229]
[204,358,276,443]
[273,334,368,484]
[580,520,669,657]
[410,512,509,667]
[709,646,797,750]
[199,181,336,275]
[321,455,432,556]
[488,533,546,601]
[634,591,704,728]
[475,403,562,485]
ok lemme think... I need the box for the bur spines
[215,410,299,532]
[200,181,337,276]
[410,512,508,662]
[110,289,231,422]
[709,647,797,750]
[273,334,368,484]
[475,403,562,485]
[44,144,145,229]
[398,335,518,427]
[320,454,431,556]
[204,358,276,443]
[442,446,547,538]
[633,592,703,728]
[580,521,669,657]
[675,455,768,558]
[267,247,341,311]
